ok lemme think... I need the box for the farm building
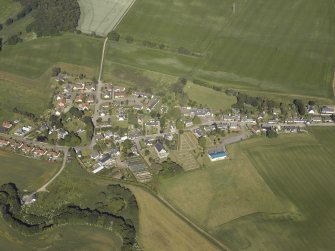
[208,151,228,162]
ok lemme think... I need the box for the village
[1,71,335,183]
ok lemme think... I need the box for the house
[90,151,100,160]
[307,105,316,114]
[311,116,322,123]
[99,153,112,165]
[155,142,169,159]
[208,151,227,161]
[147,97,160,112]
[58,129,68,139]
[73,83,85,91]
[56,73,68,82]
[63,84,72,93]
[251,125,261,134]
[75,94,84,103]
[10,141,23,149]
[118,110,126,121]
[240,117,256,124]
[57,98,66,108]
[110,147,120,157]
[0,139,10,147]
[182,107,213,118]
[132,92,151,99]
[79,102,90,111]
[21,145,34,154]
[282,126,300,133]
[229,122,239,130]
[2,121,13,129]
[87,95,95,103]
[133,104,144,111]
[145,120,160,127]
[321,106,335,115]
[47,151,61,160]
[185,120,193,128]
[114,91,126,99]
[33,148,47,157]
[193,128,205,138]
[164,133,174,141]
[216,122,229,131]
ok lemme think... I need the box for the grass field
[159,127,335,250]
[77,0,135,36]
[0,150,59,192]
[0,217,122,251]
[117,0,335,98]
[184,82,236,110]
[0,0,21,23]
[0,34,103,120]
[4,153,219,251]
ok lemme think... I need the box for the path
[157,194,231,251]
[36,148,69,192]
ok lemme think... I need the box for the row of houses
[0,138,61,160]
[62,82,96,93]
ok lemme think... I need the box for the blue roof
[209,151,227,159]
[155,143,164,152]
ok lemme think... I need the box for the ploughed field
[159,127,335,251]
[77,0,135,36]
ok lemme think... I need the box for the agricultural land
[78,0,135,36]
[0,0,335,250]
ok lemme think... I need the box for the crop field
[184,82,236,110]
[0,0,21,23]
[0,150,59,192]
[159,128,335,250]
[77,0,135,36]
[128,186,220,251]
[117,0,335,98]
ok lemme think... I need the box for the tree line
[0,183,138,251]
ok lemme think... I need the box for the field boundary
[112,0,137,31]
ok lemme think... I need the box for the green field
[184,82,236,110]
[0,0,21,23]
[0,218,122,251]
[117,0,335,98]
[0,34,103,119]
[0,150,59,192]
[159,127,335,250]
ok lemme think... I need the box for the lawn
[0,0,21,23]
[159,127,335,250]
[0,150,59,192]
[184,82,236,110]
[117,0,335,98]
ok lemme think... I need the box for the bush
[108,31,120,42]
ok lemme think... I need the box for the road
[36,148,69,192]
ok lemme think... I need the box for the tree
[266,128,278,138]
[7,34,22,45]
[0,24,3,31]
[159,43,165,50]
[5,18,13,26]
[52,67,61,77]
[144,149,150,156]
[198,137,207,149]
[192,115,201,125]
[108,31,120,42]
[178,47,190,55]
[69,107,83,118]
[293,99,305,115]
[125,35,133,43]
